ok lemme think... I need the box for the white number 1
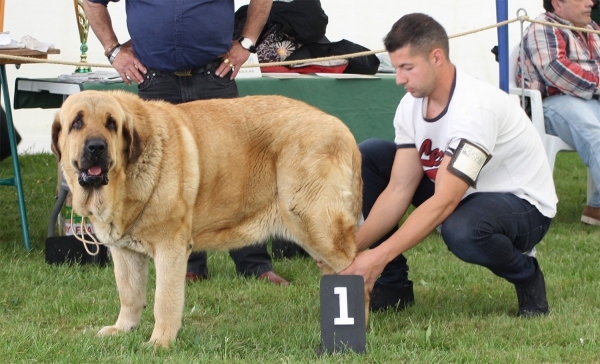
[334,287,354,325]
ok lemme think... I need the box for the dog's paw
[147,335,172,349]
[97,325,122,337]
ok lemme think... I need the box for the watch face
[241,38,252,49]
[240,37,256,52]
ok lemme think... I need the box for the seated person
[518,0,600,226]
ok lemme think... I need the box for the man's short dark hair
[384,13,449,58]
[544,0,568,12]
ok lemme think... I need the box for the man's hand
[216,41,251,80]
[215,0,271,79]
[339,249,388,292]
[112,43,147,86]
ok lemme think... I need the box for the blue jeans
[543,95,600,208]
[138,65,239,103]
[360,139,552,286]
[137,64,272,277]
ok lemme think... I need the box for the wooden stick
[0,0,5,33]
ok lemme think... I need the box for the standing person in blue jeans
[83,0,289,286]
[340,13,557,317]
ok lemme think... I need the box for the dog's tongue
[88,166,102,176]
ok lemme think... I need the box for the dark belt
[173,58,223,77]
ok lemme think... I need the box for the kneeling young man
[341,13,557,317]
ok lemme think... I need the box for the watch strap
[238,37,257,53]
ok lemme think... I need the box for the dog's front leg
[98,246,149,337]
[147,244,189,348]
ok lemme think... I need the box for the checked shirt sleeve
[523,18,600,99]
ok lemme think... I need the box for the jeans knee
[359,139,396,167]
[359,138,385,156]
[441,219,478,262]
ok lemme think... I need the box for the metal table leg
[0,64,31,250]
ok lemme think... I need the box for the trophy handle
[74,0,91,73]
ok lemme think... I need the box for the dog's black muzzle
[78,138,110,187]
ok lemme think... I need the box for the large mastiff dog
[51,90,365,348]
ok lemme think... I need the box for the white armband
[447,139,491,187]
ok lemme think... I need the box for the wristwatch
[238,37,257,53]
[108,45,122,65]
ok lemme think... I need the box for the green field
[1,152,598,363]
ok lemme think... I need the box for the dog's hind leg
[147,242,189,348]
[98,246,149,338]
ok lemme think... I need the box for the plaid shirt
[517,12,600,99]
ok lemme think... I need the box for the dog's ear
[118,93,144,164]
[123,121,143,164]
[51,113,62,161]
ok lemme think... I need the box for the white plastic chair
[509,45,593,202]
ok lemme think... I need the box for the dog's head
[52,90,143,189]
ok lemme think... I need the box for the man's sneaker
[370,280,415,312]
[515,258,549,318]
[581,205,600,226]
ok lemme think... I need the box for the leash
[70,204,146,256]
[70,212,103,256]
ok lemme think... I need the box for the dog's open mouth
[78,165,109,187]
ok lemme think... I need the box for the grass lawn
[0,152,598,363]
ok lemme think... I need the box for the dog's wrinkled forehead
[60,92,126,131]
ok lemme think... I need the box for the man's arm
[526,22,600,99]
[82,0,118,54]
[240,0,272,44]
[342,155,469,291]
[216,0,272,79]
[355,147,424,252]
[83,0,146,85]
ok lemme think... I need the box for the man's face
[389,45,437,99]
[553,0,594,27]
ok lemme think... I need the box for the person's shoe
[369,280,414,312]
[257,271,290,286]
[272,238,309,259]
[515,258,549,318]
[581,205,600,226]
[185,272,208,282]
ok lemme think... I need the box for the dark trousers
[360,138,552,287]
[137,64,273,277]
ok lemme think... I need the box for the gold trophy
[73,0,91,73]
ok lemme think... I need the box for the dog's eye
[106,117,117,131]
[71,116,83,130]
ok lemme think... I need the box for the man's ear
[431,48,445,66]
[51,114,62,161]
[123,119,143,164]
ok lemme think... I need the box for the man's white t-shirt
[394,67,557,218]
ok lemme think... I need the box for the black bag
[286,39,380,75]
[0,107,22,162]
[234,0,328,45]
